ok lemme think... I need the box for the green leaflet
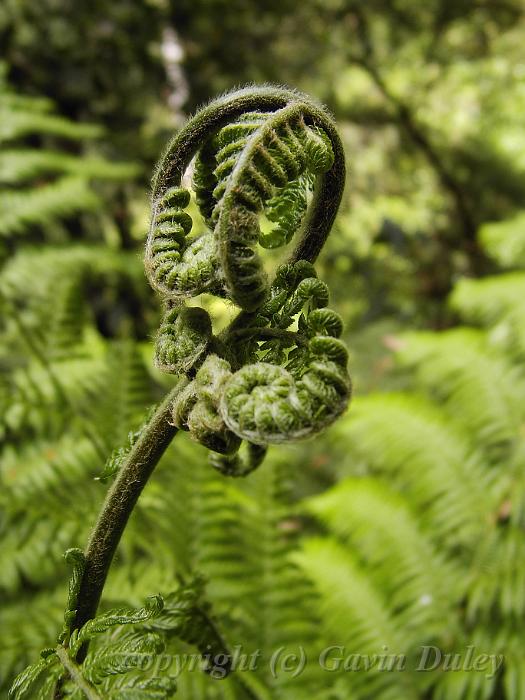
[10,579,228,699]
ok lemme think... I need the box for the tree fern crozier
[7,85,350,698]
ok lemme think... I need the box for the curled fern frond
[220,336,349,444]
[146,96,338,309]
[172,355,241,455]
[146,186,221,298]
[209,442,268,478]
[207,108,333,309]
[145,86,350,476]
[261,176,311,250]
[169,263,350,465]
[154,306,212,374]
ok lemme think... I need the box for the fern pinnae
[208,105,334,309]
[146,86,350,470]
[154,306,212,374]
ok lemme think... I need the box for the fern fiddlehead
[146,86,351,477]
[11,86,348,697]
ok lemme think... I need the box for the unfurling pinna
[145,85,351,476]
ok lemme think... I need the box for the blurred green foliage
[1,2,524,698]
[295,217,525,698]
[3,0,525,323]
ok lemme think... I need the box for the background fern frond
[304,478,460,634]
[0,71,137,243]
[293,537,425,700]
[478,213,525,269]
[396,329,525,458]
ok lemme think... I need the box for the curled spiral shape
[145,86,349,476]
[154,306,212,374]
[207,109,334,309]
[172,355,240,455]
[221,336,349,445]
[145,186,219,298]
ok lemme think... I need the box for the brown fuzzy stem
[72,383,182,654]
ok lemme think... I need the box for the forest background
[2,1,525,698]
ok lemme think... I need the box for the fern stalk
[55,647,102,700]
[72,384,181,640]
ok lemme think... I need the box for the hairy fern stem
[73,384,181,646]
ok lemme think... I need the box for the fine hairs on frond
[145,85,350,477]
